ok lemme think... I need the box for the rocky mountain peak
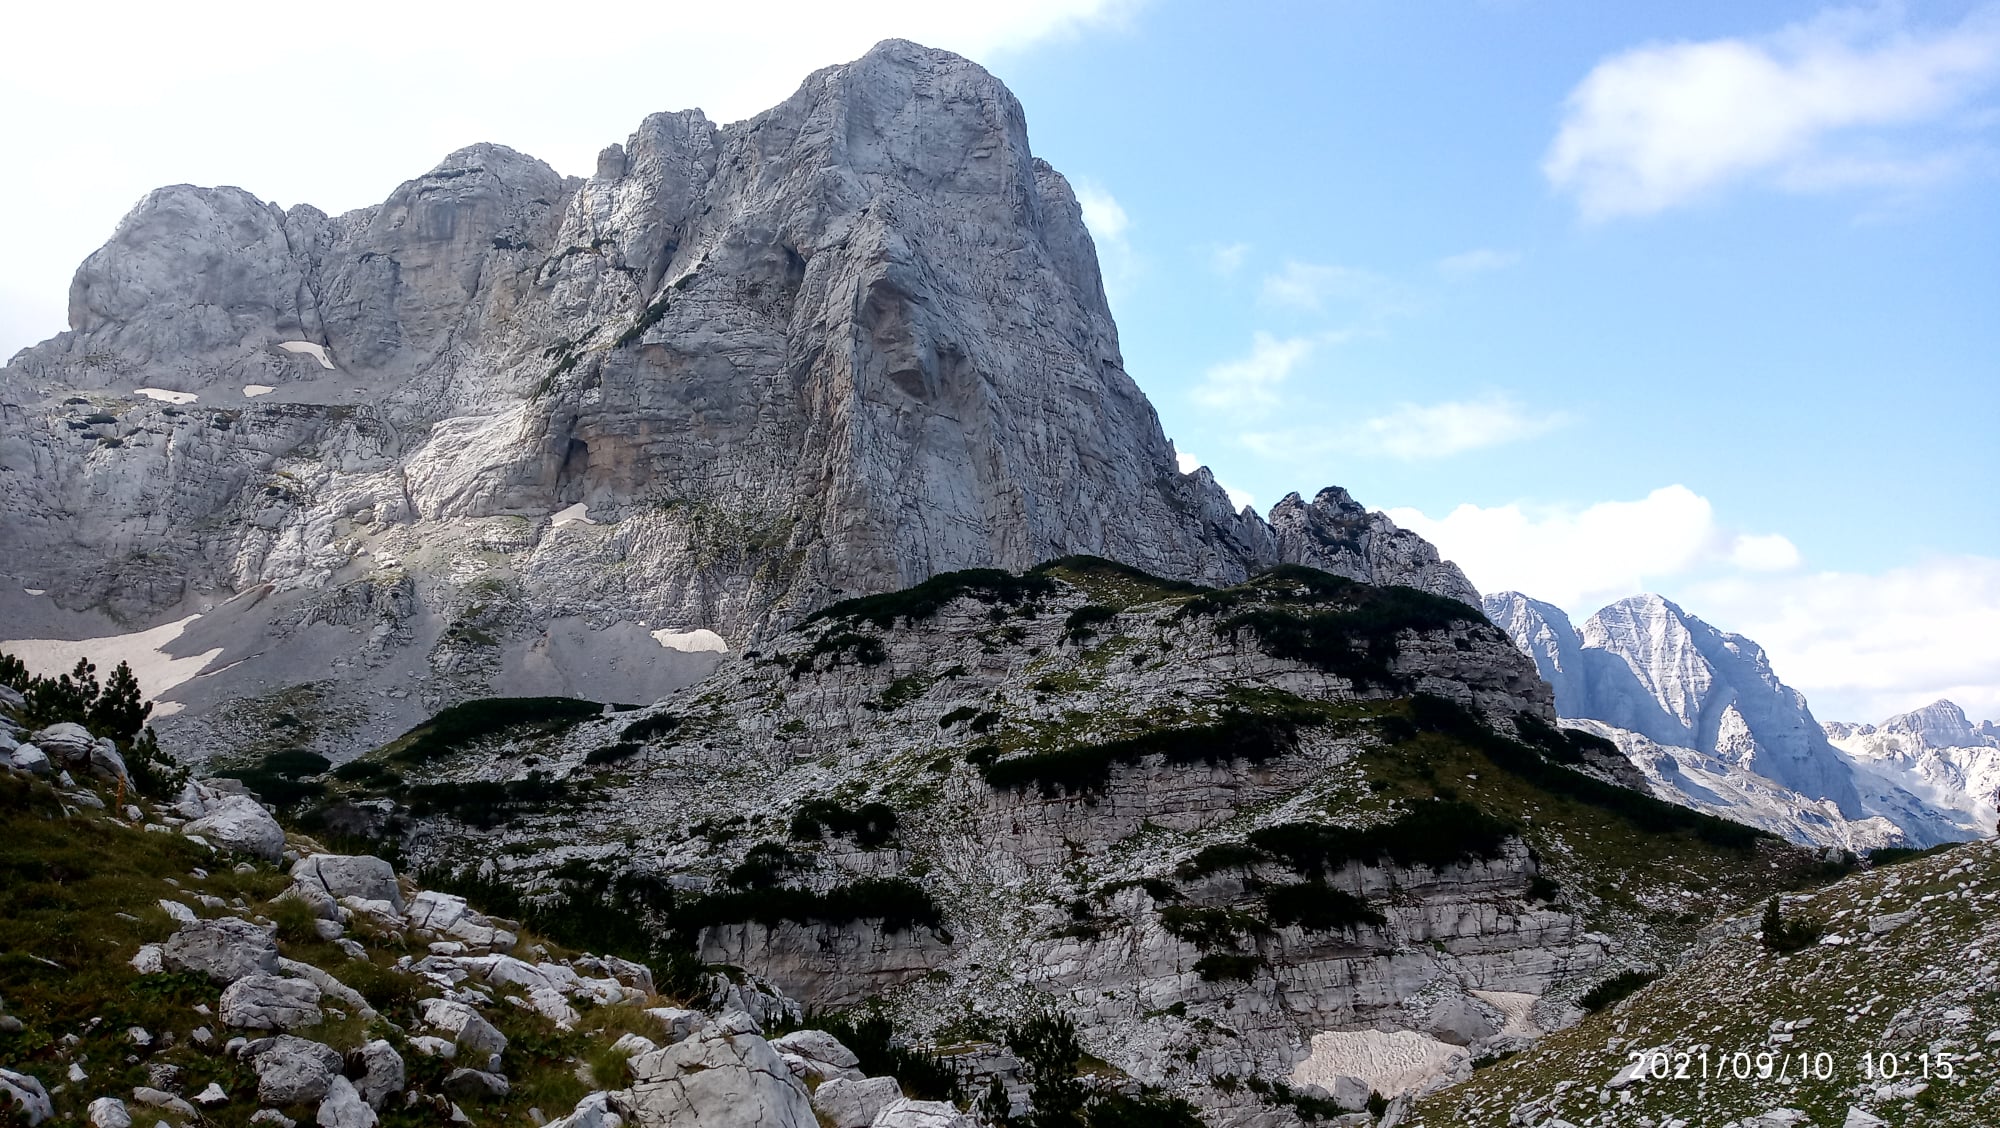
[0,40,1482,758]
[1879,699,1997,749]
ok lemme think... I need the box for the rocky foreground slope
[271,558,1847,1124]
[0,39,1472,763]
[0,675,1029,1128]
[1407,837,2000,1127]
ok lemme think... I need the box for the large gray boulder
[184,794,285,861]
[869,1099,977,1128]
[220,974,323,1030]
[316,1075,378,1128]
[30,723,94,769]
[811,1076,902,1128]
[544,1092,620,1128]
[8,745,52,777]
[624,1023,815,1128]
[252,1035,342,1104]
[163,916,280,983]
[353,1039,404,1109]
[770,1028,863,1082]
[86,1096,132,1128]
[0,1068,52,1125]
[291,855,403,912]
[416,997,507,1056]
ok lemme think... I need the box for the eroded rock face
[0,39,1475,765]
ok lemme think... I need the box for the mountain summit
[0,40,1470,756]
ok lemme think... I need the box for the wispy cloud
[1259,260,1387,311]
[1243,394,1567,463]
[1190,332,1315,415]
[1437,248,1521,278]
[1210,241,1251,276]
[1545,6,2000,219]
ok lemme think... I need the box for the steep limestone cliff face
[317,561,1819,1122]
[0,40,1472,760]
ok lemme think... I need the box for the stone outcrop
[0,39,1475,766]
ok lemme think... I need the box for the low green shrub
[1261,881,1385,932]
[674,877,943,934]
[788,799,898,848]
[807,568,1056,629]
[980,710,1300,798]
[385,697,604,764]
[1579,969,1656,1011]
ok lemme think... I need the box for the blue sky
[988,1,2000,720]
[2,0,1995,719]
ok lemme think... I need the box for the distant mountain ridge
[1827,698,2000,835]
[1484,590,1979,848]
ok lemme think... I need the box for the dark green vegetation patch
[979,710,1302,799]
[1579,969,1657,1011]
[383,696,605,764]
[788,799,899,848]
[674,877,943,934]
[1405,695,1769,851]
[807,567,1057,629]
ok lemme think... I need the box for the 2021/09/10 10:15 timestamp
[1625,1048,1959,1083]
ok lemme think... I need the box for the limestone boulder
[353,1039,405,1109]
[0,1068,52,1125]
[417,997,507,1056]
[184,794,285,861]
[163,916,280,983]
[315,1075,377,1128]
[291,855,404,912]
[812,1076,902,1128]
[220,974,323,1030]
[770,1029,863,1082]
[869,1099,977,1128]
[251,1036,342,1104]
[624,1024,814,1128]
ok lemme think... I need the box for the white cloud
[1242,395,1566,463]
[1545,7,2000,219]
[1190,333,1315,415]
[1346,396,1566,459]
[1073,179,1131,241]
[1259,260,1386,311]
[0,0,1142,358]
[1391,485,2000,727]
[1437,248,1520,277]
[1686,555,2000,724]
[1210,242,1251,276]
[1728,531,1803,571]
[1387,484,1741,608]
